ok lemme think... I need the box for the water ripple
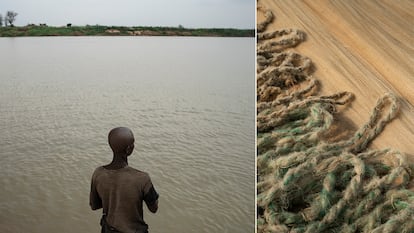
[0,36,254,233]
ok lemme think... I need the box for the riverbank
[0,25,254,37]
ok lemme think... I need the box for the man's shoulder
[92,166,151,181]
[125,166,150,178]
[92,166,105,175]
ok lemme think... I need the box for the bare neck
[104,153,128,170]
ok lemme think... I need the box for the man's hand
[147,199,158,213]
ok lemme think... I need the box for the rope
[256,4,414,233]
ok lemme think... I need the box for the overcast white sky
[0,0,255,28]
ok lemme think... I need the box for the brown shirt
[90,166,159,233]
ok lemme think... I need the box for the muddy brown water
[0,36,255,233]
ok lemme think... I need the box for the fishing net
[257,6,414,233]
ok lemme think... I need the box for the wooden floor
[258,0,414,165]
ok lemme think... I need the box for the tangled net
[257,6,414,233]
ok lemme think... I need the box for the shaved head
[108,127,135,155]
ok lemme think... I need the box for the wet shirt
[90,166,159,233]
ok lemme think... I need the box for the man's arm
[90,175,102,210]
[147,199,158,213]
[143,181,159,213]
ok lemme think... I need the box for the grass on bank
[0,25,255,37]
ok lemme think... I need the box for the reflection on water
[0,36,255,233]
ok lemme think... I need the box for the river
[0,36,255,233]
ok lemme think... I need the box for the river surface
[0,36,255,233]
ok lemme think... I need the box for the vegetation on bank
[0,25,254,37]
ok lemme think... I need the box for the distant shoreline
[0,25,254,37]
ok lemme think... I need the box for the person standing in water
[90,127,159,233]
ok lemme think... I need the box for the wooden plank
[258,0,414,166]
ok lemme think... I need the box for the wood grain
[257,0,414,167]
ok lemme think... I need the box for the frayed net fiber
[256,6,414,233]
